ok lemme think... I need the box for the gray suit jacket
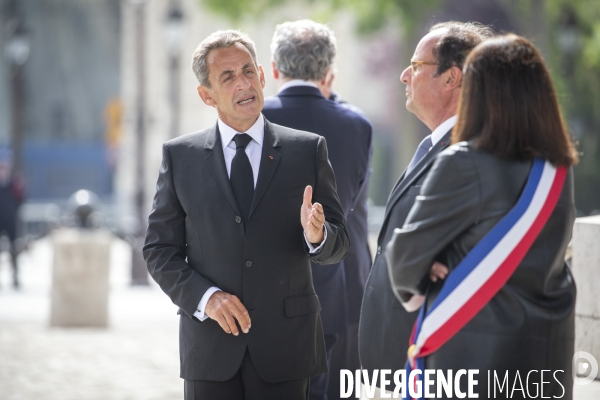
[358,130,452,376]
[386,142,575,399]
[263,86,373,333]
[143,119,349,383]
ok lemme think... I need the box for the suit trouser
[309,333,339,400]
[327,324,361,400]
[184,349,309,400]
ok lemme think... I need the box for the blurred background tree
[201,0,599,214]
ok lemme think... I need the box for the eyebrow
[218,63,255,80]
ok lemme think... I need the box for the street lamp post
[165,0,184,139]
[5,17,30,180]
[130,0,149,285]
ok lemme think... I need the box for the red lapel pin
[269,155,274,160]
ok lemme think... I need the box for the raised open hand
[300,185,325,244]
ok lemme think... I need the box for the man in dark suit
[143,30,349,400]
[262,20,372,400]
[357,22,493,398]
[323,83,373,400]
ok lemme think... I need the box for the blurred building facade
[5,0,596,240]
[0,0,120,200]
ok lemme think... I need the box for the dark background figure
[323,84,373,400]
[263,20,373,400]
[386,34,579,399]
[358,22,493,396]
[0,157,25,289]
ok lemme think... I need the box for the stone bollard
[572,215,600,366]
[50,228,112,327]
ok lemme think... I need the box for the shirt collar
[431,115,457,146]
[278,79,319,93]
[218,114,265,149]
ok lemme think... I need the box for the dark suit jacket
[143,118,349,383]
[358,129,452,378]
[263,86,372,333]
[386,142,575,399]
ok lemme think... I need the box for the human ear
[445,66,462,90]
[258,65,266,89]
[197,85,216,107]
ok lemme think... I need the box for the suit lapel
[248,120,281,219]
[378,131,452,242]
[204,123,241,215]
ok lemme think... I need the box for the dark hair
[452,34,578,166]
[429,21,494,75]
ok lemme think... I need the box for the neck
[423,93,459,131]
[219,114,260,133]
[277,77,319,88]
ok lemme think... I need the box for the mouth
[237,96,256,105]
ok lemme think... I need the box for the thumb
[303,186,313,209]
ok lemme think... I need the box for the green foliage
[542,0,600,213]
[199,0,440,35]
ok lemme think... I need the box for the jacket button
[377,246,382,255]
[245,260,253,268]
[235,216,242,224]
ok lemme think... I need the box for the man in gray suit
[144,30,349,400]
[358,22,492,398]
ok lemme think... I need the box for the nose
[400,66,411,84]
[238,73,252,90]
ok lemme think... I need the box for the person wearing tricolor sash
[386,34,579,399]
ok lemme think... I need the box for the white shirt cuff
[401,294,426,312]
[304,227,327,253]
[193,286,221,321]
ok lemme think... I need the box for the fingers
[206,292,251,335]
[308,203,324,228]
[429,261,450,282]
[229,296,251,333]
[306,202,325,243]
[302,186,313,209]
[222,309,239,336]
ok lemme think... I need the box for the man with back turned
[262,20,373,400]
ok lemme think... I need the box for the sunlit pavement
[0,236,598,399]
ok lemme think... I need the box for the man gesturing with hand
[204,185,326,338]
[144,30,348,400]
[301,186,325,244]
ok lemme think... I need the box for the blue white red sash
[404,158,567,399]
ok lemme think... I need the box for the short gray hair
[271,20,336,81]
[191,30,258,87]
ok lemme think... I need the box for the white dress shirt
[400,115,457,313]
[194,114,326,321]
[430,115,457,148]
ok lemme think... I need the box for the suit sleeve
[307,136,350,265]
[143,143,216,317]
[384,147,480,303]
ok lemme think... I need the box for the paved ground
[0,236,599,399]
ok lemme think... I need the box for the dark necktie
[230,134,254,225]
[405,134,433,175]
